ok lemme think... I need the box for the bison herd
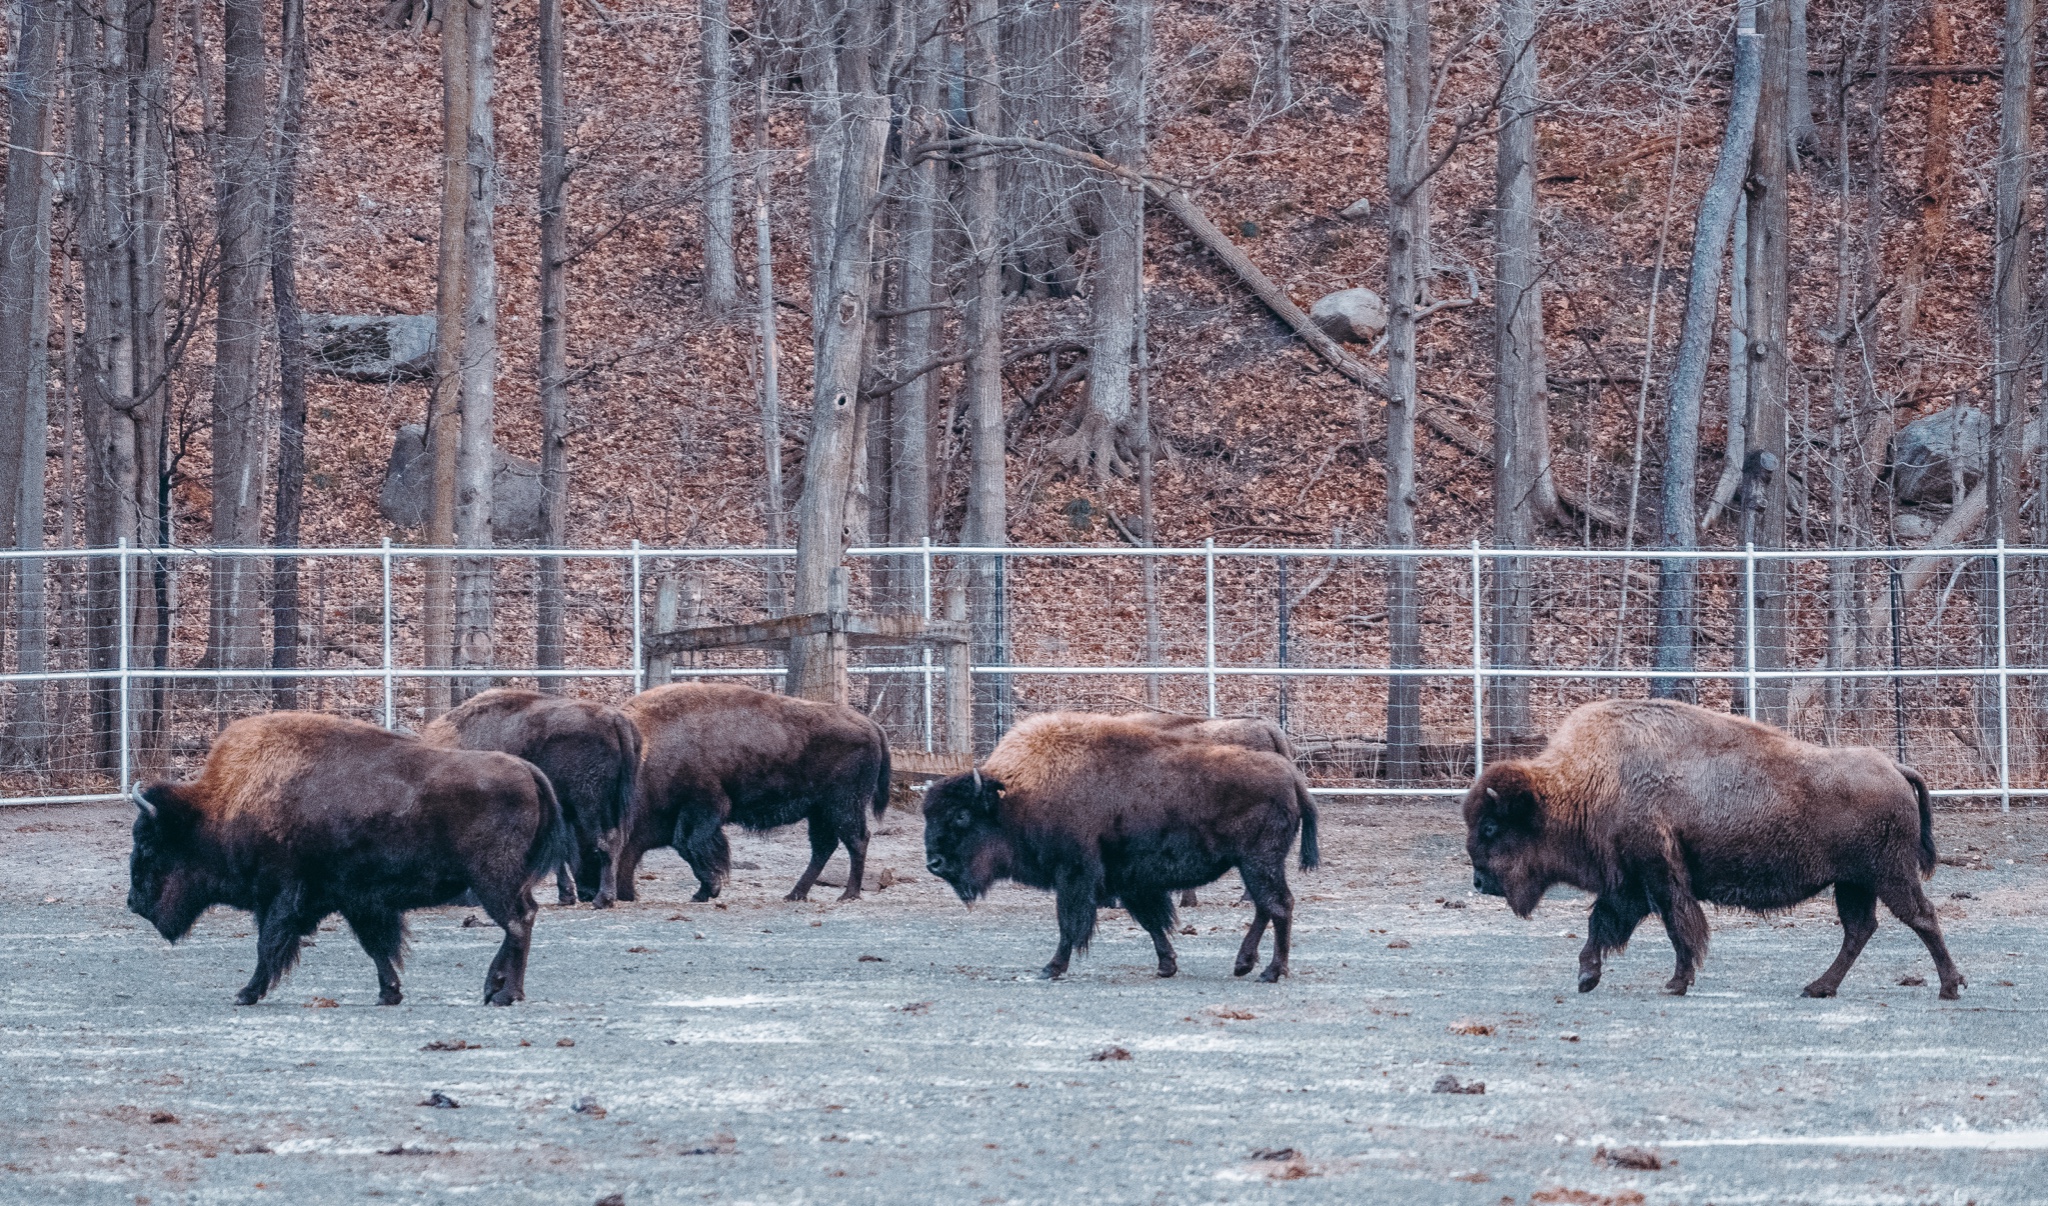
[124,690,1966,1007]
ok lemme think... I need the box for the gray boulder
[1338,197,1372,221]
[308,315,437,383]
[377,425,545,544]
[1309,287,1389,343]
[1889,405,1988,505]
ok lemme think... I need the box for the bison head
[1463,763,1550,918]
[128,784,212,942]
[922,770,1012,903]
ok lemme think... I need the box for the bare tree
[1488,0,1559,747]
[962,0,1010,745]
[425,0,473,717]
[455,0,501,698]
[536,0,571,691]
[1380,0,1432,784]
[752,73,786,553]
[1059,0,1148,480]
[0,0,61,760]
[701,0,738,318]
[1651,0,1761,700]
[208,0,273,706]
[269,0,312,711]
[787,0,890,701]
[1745,0,1795,723]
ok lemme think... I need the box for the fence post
[1204,538,1217,716]
[921,537,934,754]
[118,538,131,794]
[381,538,395,728]
[1744,543,1758,720]
[1471,539,1484,785]
[1996,539,2010,812]
[631,539,645,695]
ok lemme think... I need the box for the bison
[922,712,1318,981]
[1120,712,1296,906]
[618,683,891,902]
[127,712,566,1006]
[1463,698,1964,999]
[422,688,641,908]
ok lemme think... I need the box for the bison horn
[1485,787,1499,803]
[130,785,156,819]
[971,767,982,792]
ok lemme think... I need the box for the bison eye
[1478,818,1500,841]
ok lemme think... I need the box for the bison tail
[871,730,893,820]
[524,764,572,887]
[611,712,644,831]
[1900,763,1936,879]
[1295,776,1321,871]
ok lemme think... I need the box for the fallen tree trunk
[913,130,1623,532]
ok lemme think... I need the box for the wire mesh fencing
[1,540,2041,807]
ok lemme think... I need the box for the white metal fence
[1,539,2043,808]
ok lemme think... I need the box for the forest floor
[3,800,2046,1204]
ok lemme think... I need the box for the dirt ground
[2,799,2046,1204]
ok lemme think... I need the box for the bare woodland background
[2,0,2046,789]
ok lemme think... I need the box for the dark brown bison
[1120,712,1296,907]
[127,712,565,1006]
[922,712,1318,981]
[423,688,641,908]
[618,683,891,902]
[1464,698,1964,999]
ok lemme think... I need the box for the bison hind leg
[1236,863,1294,981]
[1123,890,1180,978]
[1801,883,1878,999]
[344,908,411,1006]
[473,883,539,1006]
[1877,877,1966,1000]
[673,810,731,902]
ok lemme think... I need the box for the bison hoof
[1039,964,1067,980]
[783,888,811,902]
[1232,960,1255,978]
[1577,969,1601,994]
[691,888,719,903]
[1156,960,1178,979]
[233,989,262,1006]
[486,990,521,1006]
[836,890,863,903]
[1662,978,1690,996]
[592,894,615,910]
[557,892,578,906]
[1258,964,1286,983]
[379,989,403,1006]
[1940,980,1964,1001]
[1801,981,1837,999]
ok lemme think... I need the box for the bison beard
[127,713,567,1007]
[618,684,892,902]
[1463,699,1965,1000]
[423,688,641,908]
[922,714,1318,982]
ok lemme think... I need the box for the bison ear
[1482,776,1541,828]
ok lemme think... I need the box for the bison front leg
[1043,870,1102,979]
[673,807,731,902]
[1578,894,1651,993]
[1123,890,1180,978]
[237,888,318,1006]
[1878,878,1966,1000]
[1802,883,1878,999]
[592,825,625,909]
[555,861,579,907]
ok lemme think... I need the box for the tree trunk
[1788,0,1818,159]
[1746,0,1795,724]
[208,0,272,708]
[1382,0,1432,786]
[998,0,1084,296]
[1896,4,1952,357]
[700,0,738,318]
[269,0,310,711]
[0,0,60,762]
[1271,0,1292,110]
[425,0,472,718]
[455,0,499,700]
[1651,0,1761,701]
[962,0,1009,748]
[1488,0,1556,748]
[535,0,569,692]
[753,74,786,554]
[1981,0,2032,765]
[1065,0,1147,481]
[788,0,889,702]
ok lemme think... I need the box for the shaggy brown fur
[1464,698,1962,999]
[1095,712,1296,907]
[619,683,891,902]
[423,689,642,908]
[127,713,565,1006]
[924,713,1318,981]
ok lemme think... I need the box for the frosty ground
[2,800,2045,1205]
